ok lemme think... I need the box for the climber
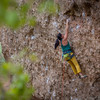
[54,20,87,79]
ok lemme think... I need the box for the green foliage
[0,0,19,29]
[29,53,38,61]
[19,3,29,16]
[0,0,58,29]
[18,3,29,27]
[0,45,36,100]
[0,43,5,66]
[0,42,2,54]
[5,10,19,29]
[0,0,36,29]
[29,17,37,26]
[38,0,58,14]
[0,62,34,100]
[13,48,38,62]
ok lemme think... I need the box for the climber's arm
[64,20,69,40]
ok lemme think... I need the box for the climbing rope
[61,61,65,100]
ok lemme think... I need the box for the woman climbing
[54,20,87,79]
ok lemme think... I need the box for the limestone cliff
[0,0,100,100]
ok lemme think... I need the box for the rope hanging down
[61,62,65,100]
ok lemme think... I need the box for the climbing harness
[62,49,74,61]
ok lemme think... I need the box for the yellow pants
[67,56,81,74]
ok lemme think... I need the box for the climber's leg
[70,56,81,74]
[67,60,77,74]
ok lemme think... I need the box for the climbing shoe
[79,75,88,79]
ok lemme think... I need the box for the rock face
[0,0,100,100]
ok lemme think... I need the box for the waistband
[63,49,72,54]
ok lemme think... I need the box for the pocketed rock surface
[0,0,100,100]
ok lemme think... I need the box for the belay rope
[61,61,65,100]
[61,52,74,100]
[61,49,74,99]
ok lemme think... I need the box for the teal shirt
[61,40,71,53]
